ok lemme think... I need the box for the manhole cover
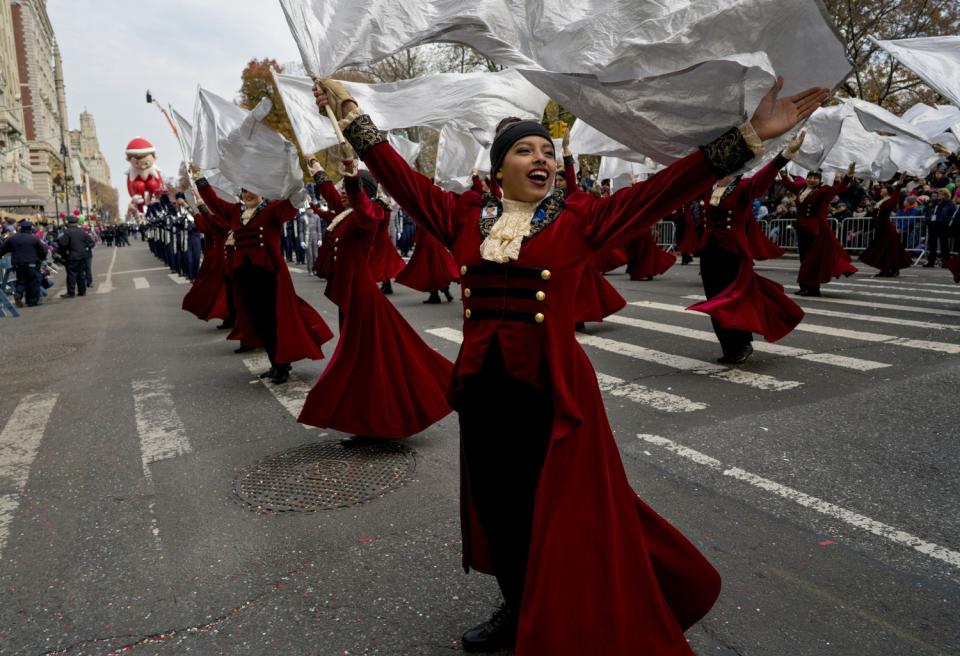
[234,440,416,512]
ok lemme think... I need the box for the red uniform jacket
[181,208,229,321]
[345,112,755,655]
[196,179,333,363]
[859,187,911,273]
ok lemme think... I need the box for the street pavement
[1,240,958,655]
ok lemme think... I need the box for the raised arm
[309,161,346,214]
[743,132,804,199]
[779,171,805,195]
[314,80,461,247]
[191,170,238,221]
[342,173,385,233]
[561,127,577,200]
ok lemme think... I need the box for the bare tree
[824,0,960,111]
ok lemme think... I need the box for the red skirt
[798,228,857,288]
[396,229,460,292]
[181,253,228,321]
[298,288,453,437]
[946,255,960,284]
[369,225,406,282]
[688,258,804,342]
[592,247,629,273]
[626,232,676,280]
[858,220,911,273]
[575,264,626,323]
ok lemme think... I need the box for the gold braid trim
[699,126,755,176]
[343,114,386,158]
[312,170,332,186]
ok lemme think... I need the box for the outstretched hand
[312,79,357,121]
[785,130,806,156]
[847,161,856,176]
[932,143,952,157]
[750,76,829,141]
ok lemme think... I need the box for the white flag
[901,103,960,141]
[274,69,549,155]
[434,124,488,192]
[871,36,960,108]
[279,0,850,164]
[192,88,247,172]
[169,106,194,164]
[218,97,306,201]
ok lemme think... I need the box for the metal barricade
[767,218,797,251]
[839,217,873,253]
[828,217,841,239]
[757,220,769,237]
[654,220,676,251]
[890,215,927,264]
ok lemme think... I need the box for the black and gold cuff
[312,169,331,186]
[343,114,387,158]
[699,127,756,177]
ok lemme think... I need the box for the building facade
[0,0,31,186]
[69,110,110,185]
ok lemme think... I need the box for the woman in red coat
[395,224,459,303]
[315,76,825,655]
[191,166,333,384]
[181,202,229,323]
[780,163,858,296]
[858,176,911,277]
[298,164,453,443]
[625,225,677,280]
[687,133,806,364]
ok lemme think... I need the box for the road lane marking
[638,434,960,570]
[133,277,150,290]
[607,314,889,371]
[132,378,193,481]
[288,267,306,274]
[781,286,960,314]
[633,300,960,353]
[577,334,802,391]
[95,246,119,294]
[102,267,169,276]
[425,328,707,412]
[682,295,960,328]
[828,281,960,296]
[242,354,316,428]
[168,274,189,285]
[0,393,59,560]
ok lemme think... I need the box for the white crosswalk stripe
[828,280,960,296]
[0,393,59,560]
[132,377,193,481]
[630,301,960,355]
[780,285,960,314]
[855,277,959,289]
[576,334,802,391]
[242,354,318,428]
[606,314,889,371]
[683,295,960,325]
[425,328,708,412]
[133,277,150,289]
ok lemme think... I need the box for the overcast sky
[49,0,303,209]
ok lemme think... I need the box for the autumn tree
[824,0,960,111]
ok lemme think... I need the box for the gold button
[259,227,264,231]
[464,309,472,319]
[333,256,337,261]
[535,291,546,301]
[534,313,545,323]
[460,265,468,275]
[540,269,551,281]
[335,237,340,242]
[333,246,338,251]
[464,288,471,298]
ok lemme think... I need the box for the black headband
[489,120,553,177]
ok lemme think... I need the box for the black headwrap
[489,120,552,177]
[359,169,379,199]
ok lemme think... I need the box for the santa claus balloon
[126,137,166,210]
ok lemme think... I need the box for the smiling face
[498,136,557,203]
[127,152,156,171]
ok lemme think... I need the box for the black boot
[575,322,586,332]
[442,285,454,302]
[380,280,393,295]
[423,291,442,304]
[235,345,255,354]
[461,604,518,653]
[217,319,235,330]
[717,343,753,365]
[340,435,380,447]
[258,367,277,379]
[270,364,291,384]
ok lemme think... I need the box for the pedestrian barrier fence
[839,218,873,253]
[655,220,676,251]
[767,219,797,250]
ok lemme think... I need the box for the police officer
[57,216,94,297]
[0,221,48,307]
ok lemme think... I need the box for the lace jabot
[480,197,540,263]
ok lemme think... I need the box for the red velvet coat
[299,180,453,437]
[353,121,739,655]
[369,215,406,282]
[688,156,804,342]
[625,226,677,280]
[196,180,333,363]
[676,204,699,256]
[859,188,911,273]
[395,227,460,292]
[781,174,857,287]
[181,208,229,321]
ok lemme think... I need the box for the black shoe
[234,345,255,354]
[77,293,86,297]
[380,280,393,295]
[14,294,23,308]
[442,286,454,302]
[217,320,235,330]
[270,365,291,384]
[795,288,821,297]
[717,344,753,365]
[922,263,935,268]
[575,322,586,332]
[681,254,694,265]
[340,435,381,447]
[461,604,518,653]
[60,293,75,298]
[258,367,276,379]
[423,292,442,304]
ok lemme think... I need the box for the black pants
[459,340,553,610]
[66,259,87,296]
[235,263,282,366]
[926,223,950,264]
[700,245,751,355]
[15,264,41,306]
[224,277,237,323]
[796,226,818,291]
